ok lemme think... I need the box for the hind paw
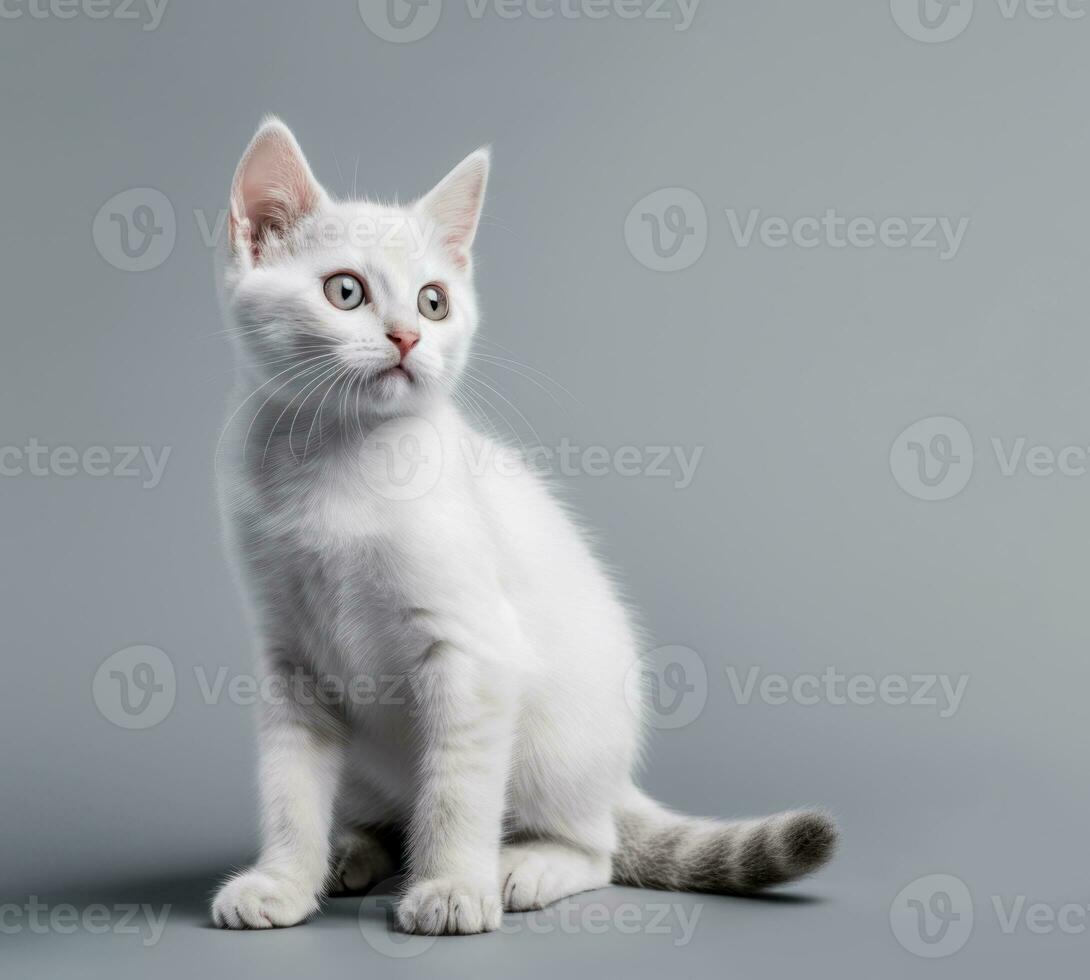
[500,843,611,911]
[329,828,397,894]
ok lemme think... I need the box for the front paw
[396,878,502,935]
[211,868,319,929]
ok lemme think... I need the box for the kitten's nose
[386,328,419,360]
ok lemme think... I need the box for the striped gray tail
[612,791,837,893]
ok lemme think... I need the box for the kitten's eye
[323,274,366,311]
[418,284,449,321]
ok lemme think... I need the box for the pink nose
[386,328,419,360]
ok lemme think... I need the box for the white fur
[211,119,834,934]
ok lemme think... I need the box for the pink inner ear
[443,230,473,272]
[229,124,322,262]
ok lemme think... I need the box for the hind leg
[501,722,626,911]
[329,825,400,894]
[500,841,611,911]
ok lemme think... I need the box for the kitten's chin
[362,367,437,418]
[372,365,415,398]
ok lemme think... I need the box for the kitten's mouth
[381,364,414,383]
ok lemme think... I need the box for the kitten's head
[219,117,488,421]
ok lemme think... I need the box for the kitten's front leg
[212,679,345,929]
[396,641,516,936]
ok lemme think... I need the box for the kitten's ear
[229,117,326,263]
[416,148,490,270]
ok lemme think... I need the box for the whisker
[304,365,353,460]
[214,353,338,473]
[204,347,338,381]
[462,367,544,451]
[468,353,573,410]
[449,379,501,441]
[353,374,369,442]
[471,349,580,404]
[208,324,332,344]
[286,363,344,462]
[333,151,348,198]
[241,355,339,464]
[262,362,343,467]
[459,375,527,453]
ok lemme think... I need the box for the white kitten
[211,118,836,934]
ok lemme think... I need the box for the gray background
[2,0,1089,976]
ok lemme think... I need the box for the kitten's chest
[289,540,410,670]
[257,457,485,668]
[268,424,464,546]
